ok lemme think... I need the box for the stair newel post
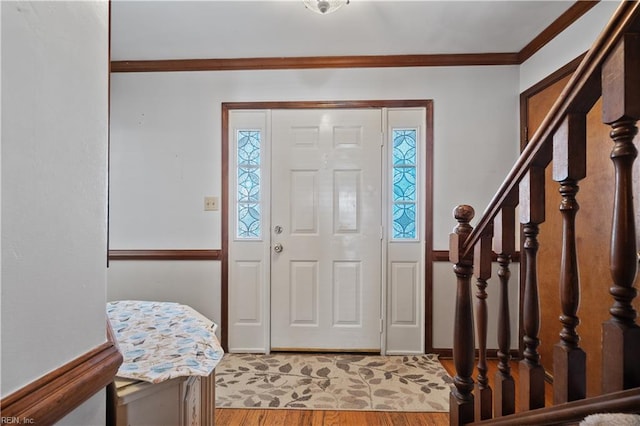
[474,223,494,421]
[519,167,546,411]
[552,113,587,404]
[601,33,640,393]
[493,201,517,417]
[449,205,475,426]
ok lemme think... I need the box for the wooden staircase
[448,1,640,424]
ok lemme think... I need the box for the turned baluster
[601,33,640,393]
[449,205,475,425]
[519,167,546,411]
[474,224,493,421]
[552,114,587,403]
[493,202,517,416]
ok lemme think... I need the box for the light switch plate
[204,196,218,211]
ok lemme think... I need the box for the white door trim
[223,100,433,355]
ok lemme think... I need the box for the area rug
[215,353,452,412]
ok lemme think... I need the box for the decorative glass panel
[238,203,261,238]
[393,166,416,201]
[393,129,416,166]
[237,130,261,239]
[393,203,416,239]
[238,131,261,166]
[238,167,260,202]
[392,129,417,240]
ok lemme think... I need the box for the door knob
[274,243,283,253]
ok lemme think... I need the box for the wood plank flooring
[214,358,554,425]
[215,409,448,426]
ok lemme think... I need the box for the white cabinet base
[113,372,215,426]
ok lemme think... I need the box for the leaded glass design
[392,129,417,239]
[238,203,261,238]
[393,166,416,201]
[393,203,416,239]
[237,130,261,239]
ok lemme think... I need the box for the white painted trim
[385,108,427,354]
[263,110,273,355]
[229,106,428,354]
[228,110,270,353]
[380,108,389,356]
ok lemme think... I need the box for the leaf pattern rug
[215,353,452,412]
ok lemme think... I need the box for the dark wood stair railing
[552,113,587,404]
[493,204,516,418]
[449,205,476,425]
[473,223,493,421]
[448,1,640,424]
[476,387,640,426]
[518,166,546,412]
[600,32,640,394]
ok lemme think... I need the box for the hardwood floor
[214,358,554,425]
[215,409,448,426]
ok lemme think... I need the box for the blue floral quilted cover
[107,300,224,383]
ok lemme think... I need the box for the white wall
[1,1,109,424]
[519,1,620,92]
[109,66,521,348]
[110,66,520,250]
[107,260,220,329]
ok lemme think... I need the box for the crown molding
[110,1,597,73]
[518,1,599,62]
[110,53,519,73]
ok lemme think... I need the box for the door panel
[290,261,318,325]
[270,109,382,351]
[290,171,317,233]
[333,261,361,325]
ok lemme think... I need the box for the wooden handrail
[449,2,640,424]
[475,387,640,425]
[462,0,640,257]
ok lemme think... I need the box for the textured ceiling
[111,1,576,61]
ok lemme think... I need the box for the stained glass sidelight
[392,129,417,239]
[237,130,261,238]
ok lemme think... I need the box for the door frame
[221,100,434,353]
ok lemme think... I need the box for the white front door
[270,109,383,351]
